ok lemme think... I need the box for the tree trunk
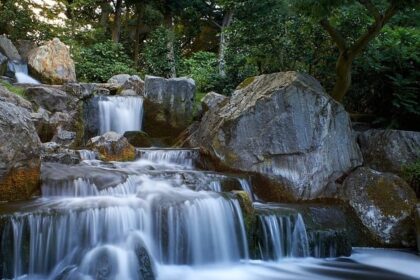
[218,11,233,78]
[100,0,111,33]
[112,0,123,43]
[331,52,353,102]
[165,12,176,78]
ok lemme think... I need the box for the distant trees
[0,0,418,129]
[295,0,418,102]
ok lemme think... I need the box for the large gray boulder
[107,74,144,96]
[143,76,195,142]
[0,100,41,201]
[341,167,416,247]
[0,35,21,60]
[358,129,420,174]
[185,72,362,200]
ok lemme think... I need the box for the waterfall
[137,148,199,168]
[256,212,310,260]
[7,60,40,84]
[78,149,97,160]
[98,96,144,134]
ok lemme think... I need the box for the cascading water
[98,96,144,134]
[1,114,419,279]
[255,211,310,260]
[7,61,40,84]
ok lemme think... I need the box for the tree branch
[320,18,347,52]
[350,2,399,57]
[357,0,381,22]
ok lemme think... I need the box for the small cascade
[78,149,97,160]
[7,60,40,84]
[137,148,199,168]
[255,211,310,260]
[98,96,144,134]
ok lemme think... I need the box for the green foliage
[0,81,26,98]
[402,159,420,196]
[142,26,180,78]
[73,41,138,83]
[180,51,219,93]
[346,26,420,129]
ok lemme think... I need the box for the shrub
[180,51,220,93]
[73,41,137,83]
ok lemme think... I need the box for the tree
[295,0,417,102]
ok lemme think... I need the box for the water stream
[1,95,419,280]
[7,61,40,84]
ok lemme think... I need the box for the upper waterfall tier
[7,61,40,84]
[98,95,144,135]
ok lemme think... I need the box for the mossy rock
[342,167,417,247]
[87,132,136,162]
[0,166,41,202]
[123,131,152,148]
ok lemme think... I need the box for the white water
[98,96,144,134]
[2,147,420,279]
[257,213,309,260]
[78,149,97,160]
[138,148,199,168]
[8,61,40,84]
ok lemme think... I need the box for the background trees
[0,0,419,129]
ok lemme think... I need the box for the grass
[0,81,26,98]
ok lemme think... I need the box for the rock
[51,128,76,146]
[0,52,7,76]
[41,142,81,164]
[108,74,131,84]
[108,74,144,96]
[87,132,135,161]
[0,100,41,201]
[416,205,420,253]
[201,91,227,113]
[0,84,32,110]
[358,129,420,174]
[0,35,21,60]
[25,86,77,113]
[184,72,362,200]
[28,38,76,84]
[341,167,416,247]
[143,76,195,141]
[123,131,152,147]
[15,40,37,62]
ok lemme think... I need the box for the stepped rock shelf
[0,68,419,279]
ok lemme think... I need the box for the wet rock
[143,76,195,141]
[28,38,76,84]
[341,167,416,247]
[201,91,227,113]
[0,100,41,201]
[0,35,21,60]
[124,131,152,147]
[87,132,136,161]
[358,129,420,174]
[64,83,107,99]
[184,72,362,200]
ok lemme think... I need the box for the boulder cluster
[0,35,419,250]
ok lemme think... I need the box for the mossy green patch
[367,177,414,217]
[237,76,256,90]
[0,81,26,98]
